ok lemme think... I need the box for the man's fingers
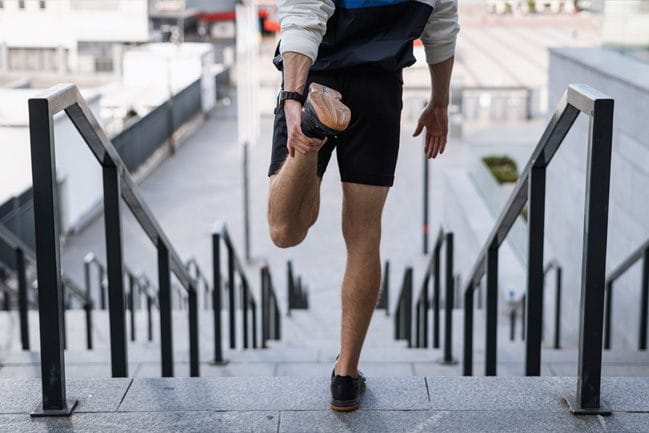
[439,136,447,155]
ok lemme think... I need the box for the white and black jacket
[276,0,460,72]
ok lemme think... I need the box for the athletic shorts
[268,66,404,187]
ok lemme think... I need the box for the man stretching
[267,0,459,411]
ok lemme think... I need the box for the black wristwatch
[278,90,305,107]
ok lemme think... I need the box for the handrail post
[188,284,200,377]
[16,247,30,351]
[485,245,498,376]
[28,97,77,416]
[415,298,421,348]
[287,260,294,316]
[103,164,128,377]
[147,294,153,341]
[242,279,249,349]
[158,244,174,377]
[442,232,456,364]
[525,165,546,376]
[568,96,613,415]
[554,266,562,350]
[251,299,258,349]
[228,243,236,348]
[84,265,93,350]
[639,249,649,351]
[463,286,474,376]
[432,246,441,348]
[99,267,106,310]
[261,267,268,348]
[405,267,413,348]
[128,273,136,342]
[211,230,225,363]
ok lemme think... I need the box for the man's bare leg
[335,182,389,377]
[268,151,321,248]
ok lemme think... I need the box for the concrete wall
[545,48,649,349]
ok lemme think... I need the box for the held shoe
[301,83,352,139]
[330,369,366,412]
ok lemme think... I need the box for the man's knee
[269,223,307,249]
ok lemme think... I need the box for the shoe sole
[330,402,360,412]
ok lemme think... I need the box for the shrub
[482,155,519,184]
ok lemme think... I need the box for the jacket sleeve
[277,0,336,62]
[420,0,460,65]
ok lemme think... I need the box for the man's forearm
[282,51,312,94]
[429,56,454,107]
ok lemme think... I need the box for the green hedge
[482,155,519,184]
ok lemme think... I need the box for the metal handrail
[212,220,259,359]
[186,257,212,310]
[461,84,613,415]
[287,260,308,314]
[394,266,413,347]
[261,264,281,348]
[28,83,200,416]
[376,260,390,313]
[603,238,649,351]
[412,228,457,364]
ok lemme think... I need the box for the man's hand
[413,103,449,159]
[284,100,326,157]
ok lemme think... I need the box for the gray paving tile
[0,363,139,379]
[134,362,276,378]
[600,413,649,433]
[0,411,278,433]
[601,377,649,412]
[275,362,414,377]
[426,377,573,411]
[119,376,429,412]
[278,409,605,433]
[549,363,649,377]
[0,378,131,414]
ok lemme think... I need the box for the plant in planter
[482,155,519,184]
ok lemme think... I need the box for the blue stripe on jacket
[334,0,410,9]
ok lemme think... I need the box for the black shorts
[268,66,403,187]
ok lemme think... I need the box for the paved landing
[1,377,649,432]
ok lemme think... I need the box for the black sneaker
[330,369,366,412]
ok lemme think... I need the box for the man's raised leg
[267,151,321,248]
[335,182,389,377]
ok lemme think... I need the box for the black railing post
[423,152,429,255]
[525,165,546,376]
[16,248,30,351]
[227,243,236,348]
[510,309,516,341]
[261,268,268,348]
[84,267,93,350]
[28,97,77,416]
[211,229,225,364]
[463,286,474,376]
[99,267,106,310]
[570,96,613,415]
[287,260,293,316]
[554,266,562,350]
[433,245,441,348]
[251,299,258,349]
[604,283,612,350]
[415,298,421,348]
[639,249,649,351]
[147,294,153,342]
[442,233,456,364]
[128,273,136,342]
[188,284,200,377]
[405,267,413,348]
[103,164,128,377]
[158,244,174,377]
[521,293,526,341]
[242,279,249,349]
[485,245,498,376]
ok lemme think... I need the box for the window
[18,0,25,9]
[40,0,46,9]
